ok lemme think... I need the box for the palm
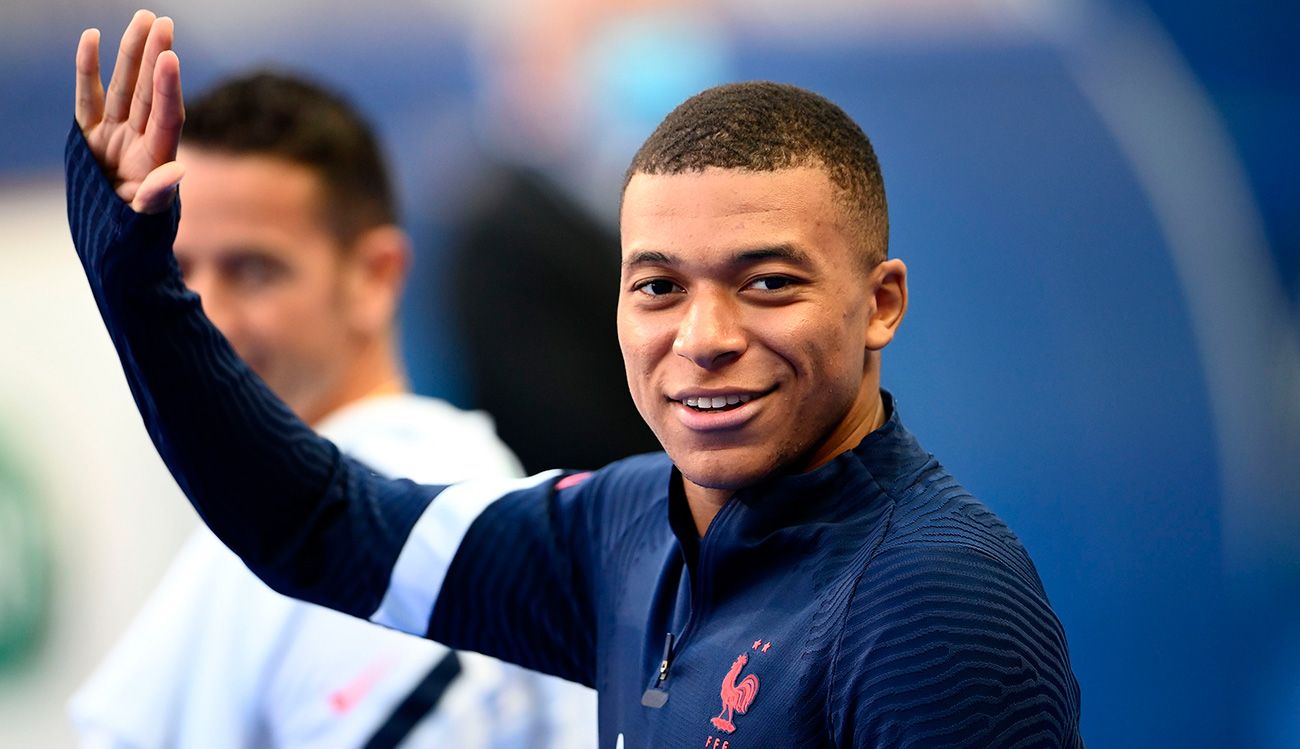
[84,121,152,200]
[75,10,185,214]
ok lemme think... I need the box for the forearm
[65,124,430,617]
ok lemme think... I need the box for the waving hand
[75,10,185,215]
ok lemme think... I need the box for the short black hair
[626,81,888,265]
[183,70,397,243]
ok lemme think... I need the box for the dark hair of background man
[183,71,397,244]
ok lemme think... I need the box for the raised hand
[75,9,185,215]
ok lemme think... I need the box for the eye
[634,279,683,297]
[747,276,795,292]
[229,255,287,289]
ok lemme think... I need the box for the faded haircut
[626,81,888,266]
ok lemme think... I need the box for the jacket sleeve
[829,543,1083,748]
[64,124,596,685]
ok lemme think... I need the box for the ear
[864,258,907,351]
[342,225,410,336]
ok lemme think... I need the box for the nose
[672,289,747,369]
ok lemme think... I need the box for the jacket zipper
[640,498,739,708]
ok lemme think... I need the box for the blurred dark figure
[449,166,657,472]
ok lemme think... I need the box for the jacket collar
[667,390,932,574]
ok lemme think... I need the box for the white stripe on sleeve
[369,471,561,634]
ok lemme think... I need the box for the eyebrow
[622,244,813,271]
[624,250,676,269]
[734,245,813,266]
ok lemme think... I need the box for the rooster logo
[710,652,760,733]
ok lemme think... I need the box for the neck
[796,376,886,475]
[682,481,734,537]
[681,378,886,537]
[301,333,407,427]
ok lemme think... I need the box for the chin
[673,451,771,493]
[673,433,825,491]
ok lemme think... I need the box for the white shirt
[69,394,597,749]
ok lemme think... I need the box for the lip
[667,386,774,432]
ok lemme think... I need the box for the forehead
[620,167,850,262]
[175,147,332,249]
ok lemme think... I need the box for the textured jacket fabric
[66,125,1082,748]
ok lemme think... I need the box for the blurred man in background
[68,69,595,749]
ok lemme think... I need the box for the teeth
[680,394,755,410]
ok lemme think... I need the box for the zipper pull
[657,632,674,685]
[640,632,674,708]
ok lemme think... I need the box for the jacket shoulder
[830,538,1081,747]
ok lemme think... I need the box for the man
[67,65,596,748]
[67,12,1083,747]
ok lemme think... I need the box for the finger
[129,16,174,132]
[132,160,185,215]
[144,50,184,164]
[104,9,156,124]
[75,28,105,129]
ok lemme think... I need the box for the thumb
[131,161,186,214]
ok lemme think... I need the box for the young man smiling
[65,12,1082,748]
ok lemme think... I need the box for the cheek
[776,309,865,384]
[617,311,671,373]
[254,288,338,351]
[758,309,826,368]
[619,339,660,413]
[619,323,680,424]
